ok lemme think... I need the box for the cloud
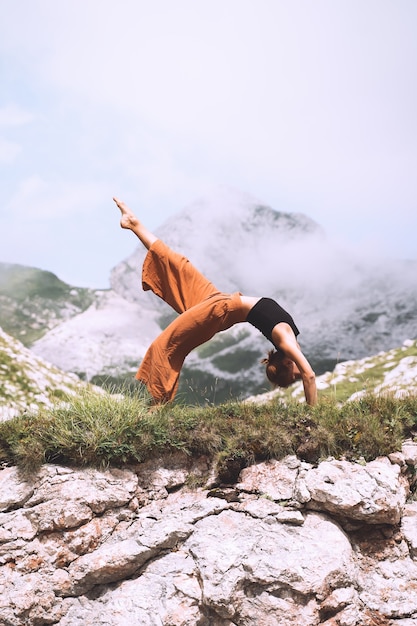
[0,138,21,164]
[0,104,34,127]
[0,104,34,163]
[5,175,108,220]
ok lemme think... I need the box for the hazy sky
[1,0,416,288]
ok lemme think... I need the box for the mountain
[109,192,322,303]
[2,191,417,403]
[0,262,95,346]
[0,327,92,421]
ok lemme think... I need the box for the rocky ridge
[2,445,417,625]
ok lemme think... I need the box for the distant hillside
[0,263,95,345]
[0,327,93,421]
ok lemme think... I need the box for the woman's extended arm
[283,339,317,406]
[270,323,318,406]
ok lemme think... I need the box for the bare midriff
[239,295,261,317]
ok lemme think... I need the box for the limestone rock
[401,501,417,558]
[301,457,407,524]
[1,453,417,625]
[402,440,417,465]
[236,455,302,500]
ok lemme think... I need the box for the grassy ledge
[1,386,417,478]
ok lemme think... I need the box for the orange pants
[136,239,246,402]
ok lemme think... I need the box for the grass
[197,330,251,359]
[212,349,261,373]
[1,386,417,480]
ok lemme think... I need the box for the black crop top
[246,297,300,343]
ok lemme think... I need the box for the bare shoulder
[270,322,296,347]
[276,327,314,371]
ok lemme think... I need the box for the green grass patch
[0,359,38,399]
[212,349,260,373]
[1,387,416,477]
[177,366,264,405]
[197,331,250,359]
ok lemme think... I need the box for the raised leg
[113,197,157,250]
[114,196,220,313]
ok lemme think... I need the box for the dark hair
[261,350,295,388]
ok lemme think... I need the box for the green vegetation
[197,331,250,359]
[1,386,416,479]
[0,262,94,346]
[212,349,260,373]
[157,310,178,330]
[177,365,264,405]
[0,361,35,400]
[0,263,76,300]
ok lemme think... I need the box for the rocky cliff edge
[2,444,417,625]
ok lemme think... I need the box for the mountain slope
[246,338,417,405]
[0,327,91,421]
[110,193,323,302]
[29,289,162,381]
[0,263,95,346]
[30,194,327,400]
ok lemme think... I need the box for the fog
[150,187,411,302]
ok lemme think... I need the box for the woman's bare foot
[113,197,139,230]
[113,196,158,249]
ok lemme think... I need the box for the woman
[113,197,317,406]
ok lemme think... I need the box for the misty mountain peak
[242,203,321,236]
[110,191,323,301]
